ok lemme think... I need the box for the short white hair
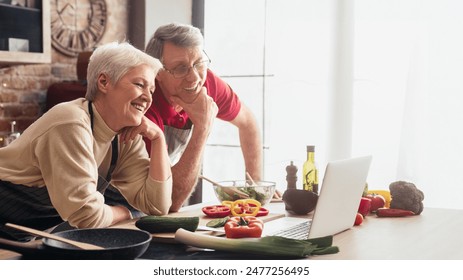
[85,41,162,100]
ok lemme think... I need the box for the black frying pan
[0,228,151,259]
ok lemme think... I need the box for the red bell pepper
[376,208,415,217]
[224,216,264,238]
[255,207,269,217]
[358,197,371,217]
[202,205,231,218]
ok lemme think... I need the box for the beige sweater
[0,98,172,228]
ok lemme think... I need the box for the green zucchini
[135,216,199,233]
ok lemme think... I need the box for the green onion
[175,228,339,258]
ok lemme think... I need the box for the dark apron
[0,102,118,241]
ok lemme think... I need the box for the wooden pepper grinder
[285,161,298,189]
[284,161,298,211]
[283,161,319,214]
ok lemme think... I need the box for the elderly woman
[0,42,172,240]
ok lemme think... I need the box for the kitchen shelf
[0,0,51,65]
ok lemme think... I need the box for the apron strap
[106,137,118,182]
[88,101,119,182]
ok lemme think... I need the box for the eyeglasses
[163,53,211,79]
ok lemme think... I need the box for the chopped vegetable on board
[206,217,230,228]
[230,199,261,217]
[202,205,231,218]
[224,216,264,238]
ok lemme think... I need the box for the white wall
[144,0,193,47]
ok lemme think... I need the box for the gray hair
[85,41,162,100]
[145,23,204,62]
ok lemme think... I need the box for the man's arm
[168,88,218,212]
[168,126,209,212]
[170,102,262,212]
[229,103,263,181]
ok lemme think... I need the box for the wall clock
[50,0,107,57]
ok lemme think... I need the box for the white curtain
[352,0,463,209]
[264,0,463,209]
[200,0,463,209]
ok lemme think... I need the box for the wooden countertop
[2,202,462,260]
[312,207,463,259]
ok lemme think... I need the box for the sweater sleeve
[110,135,172,216]
[34,122,114,228]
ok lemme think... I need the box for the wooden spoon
[198,175,225,187]
[5,223,104,250]
[246,172,257,186]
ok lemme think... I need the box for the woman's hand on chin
[119,116,164,144]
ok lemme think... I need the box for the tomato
[354,212,364,226]
[358,197,371,217]
[366,194,386,213]
[224,216,264,238]
[202,205,231,218]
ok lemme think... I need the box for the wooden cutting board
[111,208,285,242]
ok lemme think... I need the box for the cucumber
[206,217,229,228]
[135,216,199,233]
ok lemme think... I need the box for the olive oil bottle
[302,145,318,193]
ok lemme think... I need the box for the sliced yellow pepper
[221,200,234,208]
[230,199,261,217]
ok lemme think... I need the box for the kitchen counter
[1,202,463,260]
[136,203,463,260]
[314,206,463,259]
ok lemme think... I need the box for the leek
[175,228,339,258]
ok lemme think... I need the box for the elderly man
[144,23,264,212]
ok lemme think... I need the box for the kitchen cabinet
[0,0,51,65]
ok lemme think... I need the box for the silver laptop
[264,155,372,239]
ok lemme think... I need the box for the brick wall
[0,64,55,133]
[0,0,129,136]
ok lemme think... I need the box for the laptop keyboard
[270,220,312,240]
